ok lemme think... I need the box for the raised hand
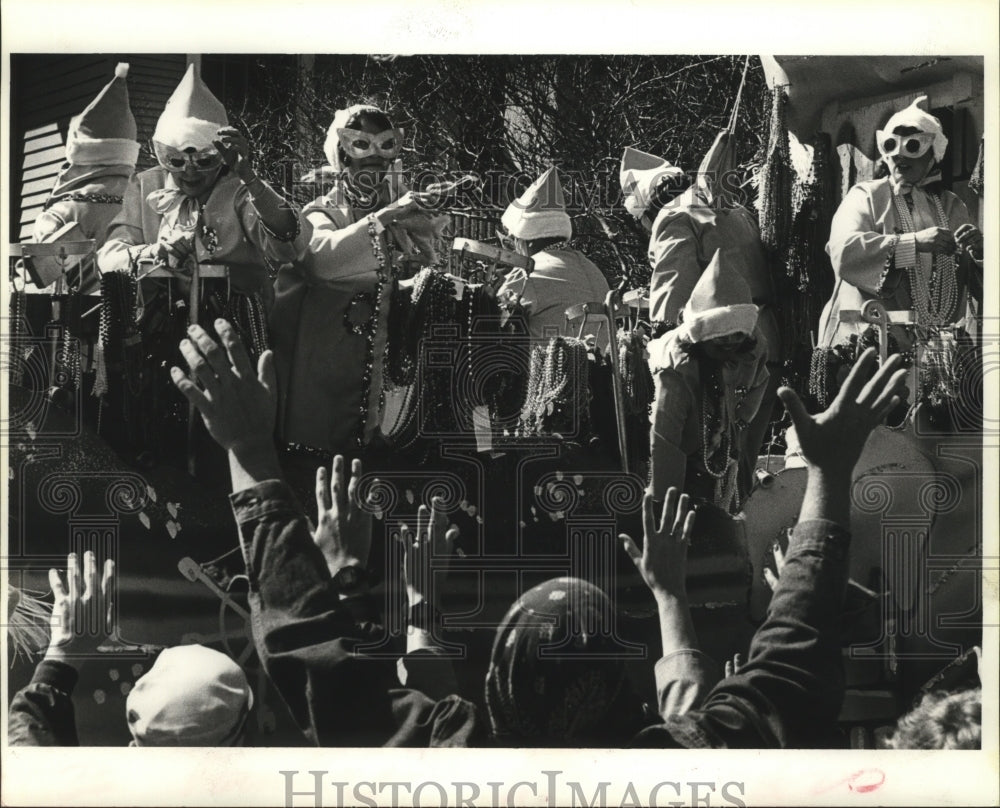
[401,498,458,609]
[46,551,115,662]
[777,348,908,478]
[171,320,277,455]
[619,488,697,604]
[213,127,254,182]
[313,456,373,576]
[953,223,983,261]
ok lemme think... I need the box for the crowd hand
[913,226,956,255]
[777,347,908,478]
[724,652,744,678]
[213,127,254,181]
[953,223,984,260]
[313,456,373,576]
[401,499,458,609]
[619,488,697,605]
[170,320,277,454]
[46,551,115,663]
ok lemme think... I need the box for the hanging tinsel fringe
[758,86,793,253]
[518,336,590,438]
[92,340,108,398]
[919,330,961,408]
[969,138,984,197]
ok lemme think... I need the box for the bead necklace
[43,192,123,210]
[357,213,391,449]
[890,190,958,326]
[222,292,269,362]
[8,285,27,386]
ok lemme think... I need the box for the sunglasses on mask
[154,142,225,173]
[876,130,935,160]
[337,127,403,161]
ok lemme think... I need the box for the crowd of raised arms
[9,61,983,751]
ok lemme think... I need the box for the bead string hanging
[618,327,653,417]
[890,191,958,327]
[222,292,269,363]
[758,85,793,254]
[43,192,123,210]
[8,280,27,387]
[969,138,984,197]
[97,271,142,434]
[517,336,590,439]
[700,364,745,512]
[356,213,391,449]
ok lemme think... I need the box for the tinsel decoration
[918,329,961,409]
[969,138,984,197]
[517,336,591,439]
[8,285,27,387]
[758,86,793,254]
[7,585,52,666]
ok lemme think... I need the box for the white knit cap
[673,249,758,344]
[501,166,572,241]
[881,95,948,162]
[620,147,685,218]
[125,645,253,746]
[152,63,228,151]
[66,62,139,167]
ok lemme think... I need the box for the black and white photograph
[2,1,997,805]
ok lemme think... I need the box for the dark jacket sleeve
[7,659,80,746]
[230,481,482,747]
[634,518,851,749]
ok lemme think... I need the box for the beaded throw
[43,192,123,210]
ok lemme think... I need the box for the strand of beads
[357,213,390,449]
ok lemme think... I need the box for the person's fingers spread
[49,567,67,600]
[837,347,877,402]
[216,319,254,378]
[725,660,733,678]
[347,466,361,510]
[619,534,642,565]
[170,367,211,411]
[870,366,910,412]
[763,567,779,591]
[316,465,330,513]
[856,353,904,406]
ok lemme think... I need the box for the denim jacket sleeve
[634,518,852,748]
[7,659,80,746]
[230,481,481,747]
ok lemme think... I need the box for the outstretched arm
[637,348,908,748]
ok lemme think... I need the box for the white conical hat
[501,166,572,241]
[66,62,139,167]
[152,63,228,150]
[881,95,948,162]
[674,249,758,343]
[619,146,684,218]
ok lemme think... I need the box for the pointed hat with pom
[619,147,685,218]
[880,95,948,162]
[501,166,572,241]
[66,62,139,167]
[674,248,759,344]
[153,63,228,151]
